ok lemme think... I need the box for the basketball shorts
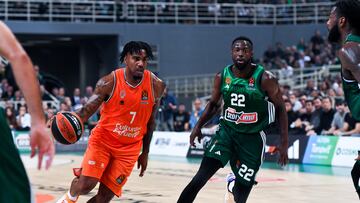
[81,136,142,196]
[0,108,31,202]
[204,124,266,186]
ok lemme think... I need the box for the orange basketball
[51,111,84,145]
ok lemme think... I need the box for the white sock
[67,191,78,201]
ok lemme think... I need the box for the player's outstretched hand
[189,126,203,147]
[30,123,55,170]
[137,152,148,177]
[276,145,288,167]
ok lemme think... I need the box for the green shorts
[204,124,266,186]
[0,108,31,202]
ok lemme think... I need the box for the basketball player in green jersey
[177,36,288,203]
[0,21,55,202]
[327,0,360,199]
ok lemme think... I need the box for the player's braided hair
[120,41,154,63]
[335,0,360,34]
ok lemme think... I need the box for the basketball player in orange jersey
[57,41,166,203]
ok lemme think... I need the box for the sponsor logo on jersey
[224,107,258,124]
[113,123,142,138]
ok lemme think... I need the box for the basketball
[50,111,84,145]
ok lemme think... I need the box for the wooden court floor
[24,154,358,203]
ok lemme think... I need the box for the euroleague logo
[59,117,75,139]
[68,114,82,136]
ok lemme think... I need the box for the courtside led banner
[332,137,360,167]
[150,131,190,157]
[303,136,339,165]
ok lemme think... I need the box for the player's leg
[351,160,360,199]
[232,179,253,203]
[178,128,232,203]
[228,131,266,203]
[57,139,111,202]
[95,144,141,201]
[87,183,114,203]
[177,156,223,203]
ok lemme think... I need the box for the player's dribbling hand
[30,123,55,170]
[189,126,203,147]
[137,152,148,177]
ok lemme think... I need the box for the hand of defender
[189,127,203,147]
[30,123,55,170]
[137,152,148,177]
[275,145,288,167]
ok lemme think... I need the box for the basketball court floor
[24,154,358,203]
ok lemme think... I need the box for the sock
[67,191,78,201]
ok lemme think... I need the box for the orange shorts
[81,137,142,196]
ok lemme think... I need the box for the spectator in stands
[323,99,347,135]
[289,92,302,112]
[34,65,45,85]
[292,99,315,135]
[303,79,316,95]
[278,60,294,79]
[310,30,325,46]
[85,85,93,100]
[5,106,18,130]
[12,90,23,102]
[2,85,14,100]
[71,87,81,106]
[308,96,322,131]
[285,99,299,134]
[16,105,31,131]
[51,87,59,99]
[173,103,190,132]
[59,101,70,112]
[159,87,177,131]
[57,87,66,102]
[309,97,335,135]
[333,111,360,137]
[190,98,204,129]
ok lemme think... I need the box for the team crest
[116,175,126,185]
[141,90,148,101]
[225,77,231,89]
[120,90,126,99]
[249,77,255,87]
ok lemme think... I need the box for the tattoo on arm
[76,73,114,122]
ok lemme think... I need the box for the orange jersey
[91,68,155,146]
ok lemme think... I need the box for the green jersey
[342,34,360,121]
[220,64,275,133]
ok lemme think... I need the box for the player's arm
[190,73,222,146]
[0,21,54,169]
[338,46,360,82]
[261,71,288,166]
[137,74,166,177]
[76,73,114,122]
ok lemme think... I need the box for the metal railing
[0,0,333,25]
[164,65,341,97]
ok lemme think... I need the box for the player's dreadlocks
[120,41,154,63]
